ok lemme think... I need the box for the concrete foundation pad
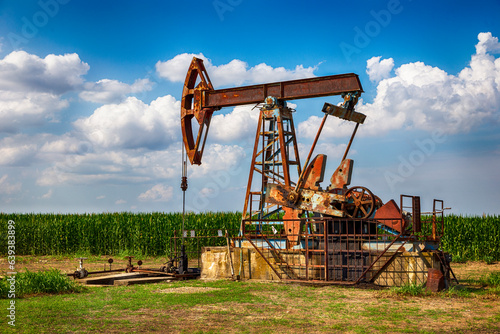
[80,272,149,285]
[114,276,175,286]
[201,246,279,281]
[201,246,442,287]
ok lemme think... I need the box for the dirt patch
[91,291,500,334]
[244,279,500,333]
[154,286,221,294]
[452,261,500,280]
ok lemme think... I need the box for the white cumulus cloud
[39,134,92,156]
[74,95,180,149]
[138,184,173,202]
[156,53,318,87]
[0,133,94,167]
[79,78,153,103]
[0,51,88,93]
[41,189,53,199]
[300,142,351,160]
[298,115,358,139]
[209,105,260,142]
[0,135,39,166]
[36,143,181,186]
[0,51,89,132]
[0,91,69,132]
[366,56,394,82]
[300,32,500,138]
[475,32,500,55]
[0,175,21,195]
[193,144,246,177]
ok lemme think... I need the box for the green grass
[440,271,500,297]
[0,269,85,298]
[389,283,430,297]
[442,285,474,298]
[485,271,500,286]
[0,279,498,334]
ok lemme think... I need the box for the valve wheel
[343,186,376,219]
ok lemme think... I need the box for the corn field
[0,213,499,262]
[0,212,240,257]
[440,215,500,262]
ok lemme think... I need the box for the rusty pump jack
[181,57,379,247]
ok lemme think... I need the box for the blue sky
[0,0,499,214]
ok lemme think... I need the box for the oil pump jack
[180,57,382,247]
[179,57,455,287]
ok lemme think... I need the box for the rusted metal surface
[180,57,216,165]
[67,259,199,281]
[342,123,360,161]
[328,159,353,190]
[265,183,378,219]
[343,186,376,219]
[322,102,366,124]
[374,199,405,233]
[181,57,363,165]
[401,195,422,233]
[242,105,301,220]
[265,183,345,217]
[433,250,459,285]
[302,154,327,191]
[205,74,363,108]
[179,57,449,289]
[283,207,302,247]
[432,199,445,240]
[180,56,377,239]
[241,209,447,286]
[292,114,328,199]
[426,268,445,292]
[413,196,421,232]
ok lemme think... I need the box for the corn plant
[441,215,500,262]
[0,212,240,256]
[0,213,498,261]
